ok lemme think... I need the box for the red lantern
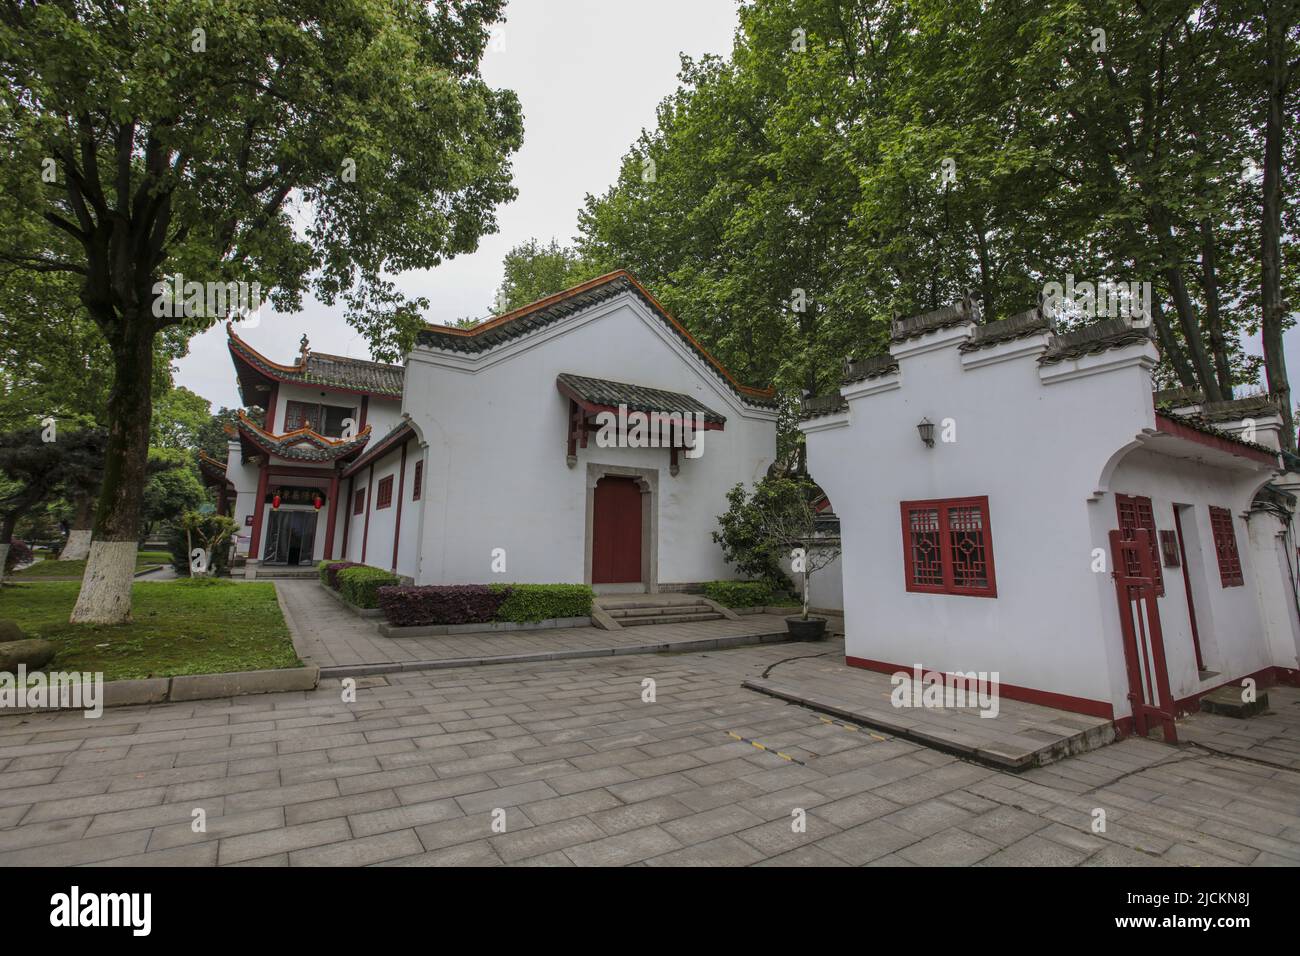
[313,495,322,511]
[272,494,281,510]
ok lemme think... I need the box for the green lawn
[12,550,172,579]
[0,579,301,681]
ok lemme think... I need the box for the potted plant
[713,476,841,641]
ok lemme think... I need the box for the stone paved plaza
[1,642,1298,866]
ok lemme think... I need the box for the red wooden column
[361,464,375,563]
[323,471,341,560]
[248,464,271,560]
[340,475,355,560]
[391,441,408,572]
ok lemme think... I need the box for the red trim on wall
[361,464,374,563]
[265,384,279,434]
[1153,412,1280,467]
[340,475,354,559]
[392,441,408,573]
[323,473,340,560]
[360,395,369,431]
[844,655,1115,719]
[248,465,271,559]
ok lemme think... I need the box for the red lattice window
[376,475,394,510]
[1208,506,1244,587]
[353,489,365,515]
[1115,494,1164,595]
[412,460,423,501]
[900,496,996,597]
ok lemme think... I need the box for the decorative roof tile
[799,393,849,420]
[958,306,1054,353]
[1038,318,1155,365]
[235,412,372,463]
[890,294,981,343]
[417,272,778,409]
[557,373,726,425]
[227,325,404,399]
[842,353,899,384]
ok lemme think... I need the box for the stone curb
[0,665,319,715]
[377,616,592,638]
[318,581,385,619]
[319,629,793,680]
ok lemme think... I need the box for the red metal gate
[1109,529,1178,741]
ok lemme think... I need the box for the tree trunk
[0,512,14,586]
[1199,218,1235,395]
[1163,265,1225,402]
[59,495,95,561]
[70,319,155,624]
[1262,0,1295,451]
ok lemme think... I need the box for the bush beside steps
[378,583,594,629]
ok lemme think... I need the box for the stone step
[609,604,714,618]
[617,612,724,626]
[600,598,705,611]
[252,568,319,579]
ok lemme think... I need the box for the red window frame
[1208,506,1244,587]
[353,489,365,515]
[376,475,394,510]
[1115,494,1164,595]
[412,460,423,501]
[899,496,997,597]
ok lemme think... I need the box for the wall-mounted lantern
[271,493,282,510]
[917,418,936,448]
[313,494,323,511]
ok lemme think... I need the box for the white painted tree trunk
[69,540,137,624]
[59,529,93,562]
[0,543,9,586]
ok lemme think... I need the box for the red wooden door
[1109,529,1178,741]
[592,477,642,584]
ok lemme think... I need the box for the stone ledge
[321,629,792,680]
[377,616,592,638]
[169,666,320,701]
[0,665,318,715]
[318,580,385,618]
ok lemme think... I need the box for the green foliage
[489,583,595,622]
[141,449,207,536]
[167,512,237,577]
[578,0,1299,452]
[337,566,401,609]
[0,580,299,680]
[152,387,213,451]
[494,239,601,313]
[701,580,773,608]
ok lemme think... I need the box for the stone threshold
[742,677,1115,771]
[321,629,794,680]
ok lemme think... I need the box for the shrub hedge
[702,580,773,608]
[377,584,506,627]
[491,583,593,622]
[376,583,594,628]
[319,560,362,590]
[336,566,400,609]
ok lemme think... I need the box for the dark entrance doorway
[263,510,317,566]
[592,476,642,584]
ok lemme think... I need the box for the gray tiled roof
[557,373,726,425]
[300,352,405,397]
[842,353,900,384]
[959,307,1054,352]
[228,328,404,398]
[418,272,779,409]
[1038,317,1156,365]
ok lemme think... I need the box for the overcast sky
[176,0,1296,412]
[177,0,741,410]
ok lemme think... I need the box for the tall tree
[495,238,598,312]
[0,0,523,622]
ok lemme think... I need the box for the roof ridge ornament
[298,334,311,367]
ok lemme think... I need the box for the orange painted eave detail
[235,410,372,449]
[422,270,776,401]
